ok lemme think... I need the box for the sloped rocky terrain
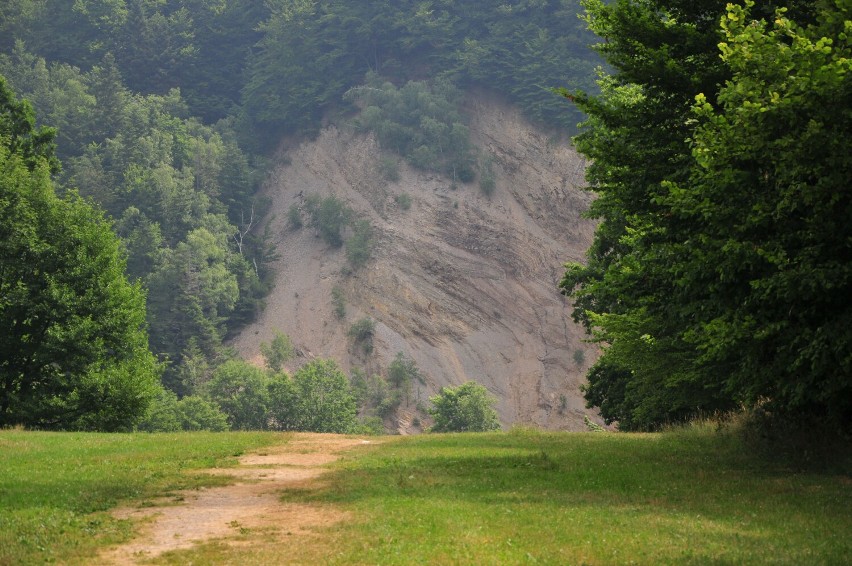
[232,95,599,431]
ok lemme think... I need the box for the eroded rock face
[231,95,599,431]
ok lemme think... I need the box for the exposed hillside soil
[232,94,600,431]
[100,434,369,564]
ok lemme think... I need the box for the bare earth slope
[232,95,598,431]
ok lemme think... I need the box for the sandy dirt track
[100,434,370,565]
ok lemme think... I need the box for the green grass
[3,426,849,565]
[0,430,287,566]
[299,425,851,565]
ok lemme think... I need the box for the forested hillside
[0,0,598,431]
[3,0,847,441]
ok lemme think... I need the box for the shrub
[429,381,501,433]
[260,331,294,372]
[177,396,229,431]
[305,194,352,247]
[288,204,302,229]
[348,318,376,354]
[274,359,357,433]
[331,285,346,319]
[388,352,423,405]
[479,154,496,196]
[395,193,412,210]
[345,219,374,269]
[137,389,229,432]
[354,416,386,435]
[379,156,400,181]
[136,388,182,432]
[204,360,270,430]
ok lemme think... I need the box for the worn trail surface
[100,434,369,565]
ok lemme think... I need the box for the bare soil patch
[100,433,371,565]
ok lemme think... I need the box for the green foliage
[241,1,596,138]
[345,218,374,269]
[305,194,352,248]
[353,415,385,436]
[272,359,357,433]
[348,318,376,355]
[331,285,346,319]
[0,46,268,394]
[429,381,500,433]
[136,388,229,432]
[287,203,302,229]
[204,360,270,430]
[388,351,423,406]
[350,366,394,421]
[583,415,604,432]
[573,349,585,367]
[0,79,160,430]
[560,0,847,431]
[379,156,400,182]
[346,74,476,182]
[175,395,229,432]
[663,1,852,428]
[478,153,496,196]
[395,192,411,210]
[136,388,182,432]
[260,330,294,373]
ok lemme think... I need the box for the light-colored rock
[231,94,600,431]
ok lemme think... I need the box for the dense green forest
[0,0,595,431]
[2,0,848,442]
[561,0,851,440]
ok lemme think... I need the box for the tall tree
[561,0,849,431]
[0,77,160,430]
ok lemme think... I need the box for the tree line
[561,0,850,440]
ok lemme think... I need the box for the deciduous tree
[0,77,159,430]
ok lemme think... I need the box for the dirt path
[100,434,371,565]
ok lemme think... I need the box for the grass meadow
[288,425,851,565]
[1,424,849,565]
[0,430,285,565]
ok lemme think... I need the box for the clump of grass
[288,204,302,230]
[395,193,412,210]
[331,286,346,319]
[379,156,400,182]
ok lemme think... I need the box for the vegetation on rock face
[348,318,376,355]
[331,285,346,319]
[561,0,851,434]
[346,74,476,182]
[345,219,374,269]
[304,194,352,248]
